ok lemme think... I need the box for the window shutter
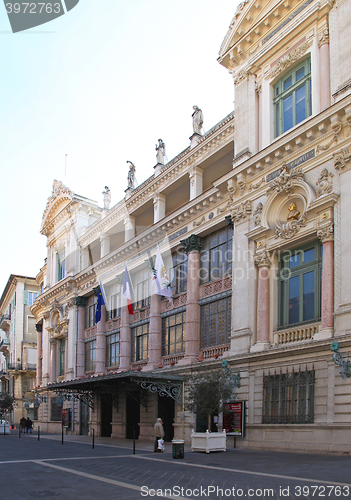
[23,290,29,305]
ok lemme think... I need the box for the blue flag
[95,283,106,324]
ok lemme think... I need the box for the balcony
[0,314,10,330]
[273,322,321,346]
[7,363,23,372]
[0,339,10,354]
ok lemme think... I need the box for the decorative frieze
[267,164,304,195]
[316,169,334,196]
[180,234,203,254]
[317,222,334,243]
[318,27,329,47]
[275,213,307,240]
[249,177,265,192]
[231,201,252,222]
[267,39,313,80]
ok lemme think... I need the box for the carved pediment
[41,180,74,235]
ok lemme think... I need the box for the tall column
[124,217,135,242]
[251,250,271,352]
[316,223,334,339]
[189,167,203,200]
[42,315,50,387]
[153,194,166,223]
[178,235,202,365]
[119,301,132,371]
[100,235,110,258]
[36,324,42,387]
[95,304,106,375]
[76,297,87,378]
[255,80,262,151]
[144,292,162,371]
[49,339,57,383]
[319,27,331,111]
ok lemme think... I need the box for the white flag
[153,247,173,303]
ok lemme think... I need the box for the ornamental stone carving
[253,202,263,226]
[274,213,307,239]
[268,39,313,79]
[334,147,351,171]
[180,234,203,254]
[318,27,329,47]
[43,312,50,320]
[317,222,334,243]
[316,168,333,196]
[267,164,304,195]
[254,250,271,268]
[231,201,252,222]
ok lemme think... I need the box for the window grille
[50,398,62,421]
[85,339,96,372]
[162,311,186,355]
[200,226,233,284]
[106,331,120,367]
[200,295,231,348]
[262,367,315,424]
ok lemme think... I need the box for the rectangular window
[57,249,65,282]
[162,311,186,356]
[200,295,231,348]
[50,398,62,421]
[106,331,120,367]
[28,292,38,306]
[171,251,187,295]
[85,339,96,372]
[278,241,322,328]
[262,368,315,424]
[132,269,150,310]
[131,323,149,361]
[200,226,233,284]
[85,296,97,328]
[59,338,65,376]
[274,58,311,137]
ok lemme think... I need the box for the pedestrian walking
[154,418,164,452]
[25,417,33,433]
[20,417,26,433]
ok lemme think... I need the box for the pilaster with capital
[119,300,132,371]
[316,223,334,339]
[49,338,57,383]
[36,324,43,387]
[318,26,331,110]
[251,250,271,352]
[76,296,87,377]
[95,305,106,375]
[178,235,202,364]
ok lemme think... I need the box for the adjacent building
[31,0,351,453]
[0,275,39,424]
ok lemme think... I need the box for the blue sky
[0,0,239,291]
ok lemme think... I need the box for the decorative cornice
[254,250,271,268]
[180,234,203,254]
[267,39,313,80]
[317,222,334,243]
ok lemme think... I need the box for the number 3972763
[6,3,62,14]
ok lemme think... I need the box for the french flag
[122,264,134,315]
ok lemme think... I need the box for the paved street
[0,431,351,500]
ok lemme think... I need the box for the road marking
[0,454,145,465]
[32,460,194,500]
[134,455,351,488]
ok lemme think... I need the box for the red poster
[223,401,245,436]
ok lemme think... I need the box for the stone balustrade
[273,322,321,345]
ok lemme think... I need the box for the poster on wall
[223,401,245,437]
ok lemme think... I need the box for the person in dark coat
[25,417,32,433]
[20,417,26,433]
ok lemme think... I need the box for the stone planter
[191,429,226,453]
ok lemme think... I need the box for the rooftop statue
[126,161,136,189]
[192,105,204,135]
[156,139,166,165]
[102,186,111,210]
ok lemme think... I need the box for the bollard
[62,426,64,445]
[38,425,40,441]
[133,430,135,455]
[92,428,94,449]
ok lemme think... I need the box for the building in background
[31,0,351,453]
[0,275,39,424]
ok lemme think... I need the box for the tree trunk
[208,412,212,432]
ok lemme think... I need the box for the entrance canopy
[46,371,184,409]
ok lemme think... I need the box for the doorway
[158,395,174,442]
[80,401,89,435]
[101,394,113,437]
[126,396,140,439]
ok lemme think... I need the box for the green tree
[0,392,16,422]
[185,365,240,432]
